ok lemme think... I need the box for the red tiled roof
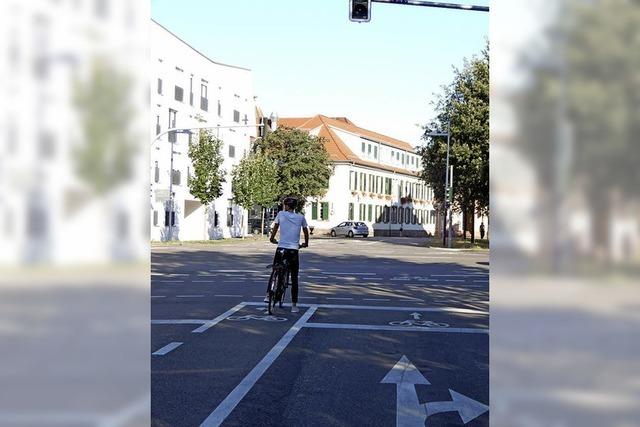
[278,115,419,177]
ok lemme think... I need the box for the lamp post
[425,122,451,248]
[151,123,264,241]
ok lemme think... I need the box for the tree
[231,152,279,235]
[254,127,333,210]
[187,130,225,206]
[516,0,640,264]
[73,57,136,195]
[418,44,489,242]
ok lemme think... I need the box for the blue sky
[151,0,488,146]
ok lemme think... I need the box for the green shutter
[322,202,329,220]
[348,203,354,220]
[312,202,318,220]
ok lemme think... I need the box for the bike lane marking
[199,306,318,427]
[152,342,183,356]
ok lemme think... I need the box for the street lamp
[151,123,264,241]
[425,122,452,248]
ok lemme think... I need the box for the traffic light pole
[443,121,450,247]
[371,0,489,13]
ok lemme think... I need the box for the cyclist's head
[283,197,297,211]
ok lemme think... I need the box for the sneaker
[263,296,269,303]
[291,306,299,313]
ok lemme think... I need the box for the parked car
[330,221,369,238]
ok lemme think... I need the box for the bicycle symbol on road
[389,312,449,328]
[389,320,450,328]
[227,314,288,322]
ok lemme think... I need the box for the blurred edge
[0,0,150,425]
[492,0,640,426]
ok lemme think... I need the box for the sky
[151,0,489,147]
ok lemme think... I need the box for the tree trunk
[462,203,468,241]
[261,207,265,238]
[470,202,476,244]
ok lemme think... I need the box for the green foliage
[187,130,225,205]
[73,57,136,195]
[254,127,333,208]
[418,44,489,215]
[231,152,279,209]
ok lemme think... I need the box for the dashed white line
[193,280,215,283]
[177,295,204,298]
[327,297,354,301]
[446,279,466,283]
[159,280,184,283]
[214,294,243,297]
[299,296,318,299]
[363,298,391,301]
[151,295,166,298]
[152,342,183,356]
[321,272,377,276]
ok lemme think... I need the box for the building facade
[150,20,256,241]
[278,115,441,237]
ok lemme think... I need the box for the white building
[1,0,149,264]
[150,20,256,241]
[278,115,442,237]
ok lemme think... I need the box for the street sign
[155,189,170,202]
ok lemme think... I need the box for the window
[374,146,378,159]
[168,109,177,142]
[229,145,235,158]
[391,206,397,223]
[349,171,357,190]
[368,174,374,192]
[227,206,233,226]
[157,78,163,95]
[233,109,240,123]
[217,100,222,117]
[402,153,405,164]
[396,152,400,160]
[406,208,411,224]
[368,144,372,156]
[367,205,372,222]
[348,203,354,220]
[200,84,208,111]
[312,202,318,220]
[154,161,159,183]
[359,173,365,191]
[321,202,329,220]
[398,207,404,224]
[156,115,160,135]
[385,178,392,195]
[153,210,158,226]
[361,142,365,153]
[359,204,365,221]
[174,85,184,102]
[189,77,194,105]
[164,210,175,226]
[383,206,390,223]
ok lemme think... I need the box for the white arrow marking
[424,389,489,424]
[381,356,430,427]
[410,312,422,320]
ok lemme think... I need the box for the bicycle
[266,242,303,315]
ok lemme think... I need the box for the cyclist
[265,197,309,313]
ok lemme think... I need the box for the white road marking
[241,301,487,315]
[177,295,204,298]
[200,307,318,427]
[192,303,246,333]
[214,294,243,297]
[159,280,184,283]
[327,297,353,300]
[298,296,318,299]
[446,280,466,283]
[216,270,261,273]
[193,280,216,283]
[160,273,189,276]
[152,342,183,356]
[151,295,166,298]
[304,323,488,334]
[152,319,209,325]
[363,298,391,301]
[473,280,489,283]
[321,272,377,276]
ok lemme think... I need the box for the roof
[278,115,419,177]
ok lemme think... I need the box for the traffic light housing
[349,0,371,22]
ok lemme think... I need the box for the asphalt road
[151,237,489,427]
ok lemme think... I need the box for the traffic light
[349,0,371,22]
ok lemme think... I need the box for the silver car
[330,221,369,238]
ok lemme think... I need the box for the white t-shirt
[274,210,308,250]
